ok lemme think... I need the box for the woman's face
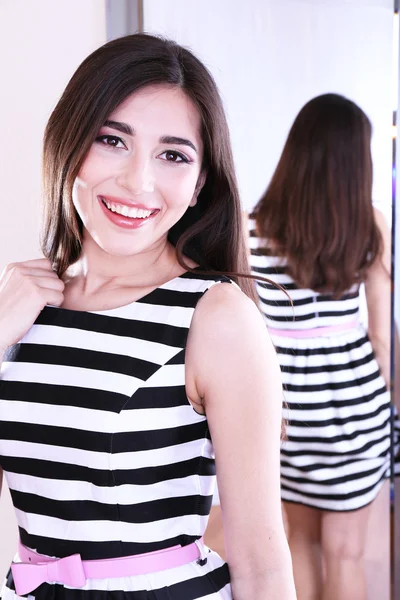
[73,85,204,257]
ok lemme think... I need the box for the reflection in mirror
[249,93,392,600]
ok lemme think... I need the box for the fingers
[44,290,65,308]
[0,259,65,349]
[24,258,54,268]
[7,258,54,271]
[23,269,63,280]
[4,263,62,283]
[32,276,65,292]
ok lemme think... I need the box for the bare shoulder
[373,205,388,226]
[186,280,276,395]
[191,281,264,342]
[373,206,390,237]
[185,278,280,413]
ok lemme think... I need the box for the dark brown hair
[253,93,382,296]
[42,33,257,301]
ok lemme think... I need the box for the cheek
[72,165,98,216]
[71,182,90,223]
[158,167,200,205]
[72,152,111,212]
[77,149,106,183]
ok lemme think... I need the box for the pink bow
[11,554,86,595]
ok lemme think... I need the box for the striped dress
[248,216,392,511]
[0,271,232,599]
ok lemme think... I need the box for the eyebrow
[160,136,197,153]
[103,120,198,153]
[104,120,133,135]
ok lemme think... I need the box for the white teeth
[101,198,154,219]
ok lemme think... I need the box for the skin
[204,505,226,559]
[365,207,391,389]
[0,84,295,599]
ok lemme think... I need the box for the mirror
[0,1,397,600]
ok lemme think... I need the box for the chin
[88,235,140,257]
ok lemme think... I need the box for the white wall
[0,0,107,579]
[143,0,394,217]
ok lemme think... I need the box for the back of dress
[248,216,360,331]
[248,215,391,513]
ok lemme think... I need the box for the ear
[189,170,207,207]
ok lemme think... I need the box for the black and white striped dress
[0,271,232,599]
[248,217,391,511]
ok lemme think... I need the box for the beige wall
[0,0,106,578]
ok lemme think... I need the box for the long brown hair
[253,93,382,296]
[42,33,257,301]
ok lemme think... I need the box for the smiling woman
[40,36,255,296]
[0,33,295,600]
[70,85,204,261]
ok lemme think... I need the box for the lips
[99,196,159,219]
[98,195,159,230]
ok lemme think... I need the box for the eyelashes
[94,135,192,164]
[158,150,190,164]
[95,135,126,149]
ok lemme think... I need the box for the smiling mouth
[99,196,158,219]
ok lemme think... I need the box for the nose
[116,152,155,194]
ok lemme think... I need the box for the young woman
[248,93,392,600]
[0,34,295,600]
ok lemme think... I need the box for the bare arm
[186,283,296,600]
[364,208,391,388]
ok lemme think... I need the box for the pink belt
[268,318,359,338]
[11,539,206,595]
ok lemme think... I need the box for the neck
[64,234,181,295]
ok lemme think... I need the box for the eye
[159,150,189,164]
[95,135,126,149]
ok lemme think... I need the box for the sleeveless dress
[248,216,392,512]
[0,271,232,599]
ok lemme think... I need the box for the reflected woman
[249,94,392,600]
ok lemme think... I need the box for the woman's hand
[0,258,64,354]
